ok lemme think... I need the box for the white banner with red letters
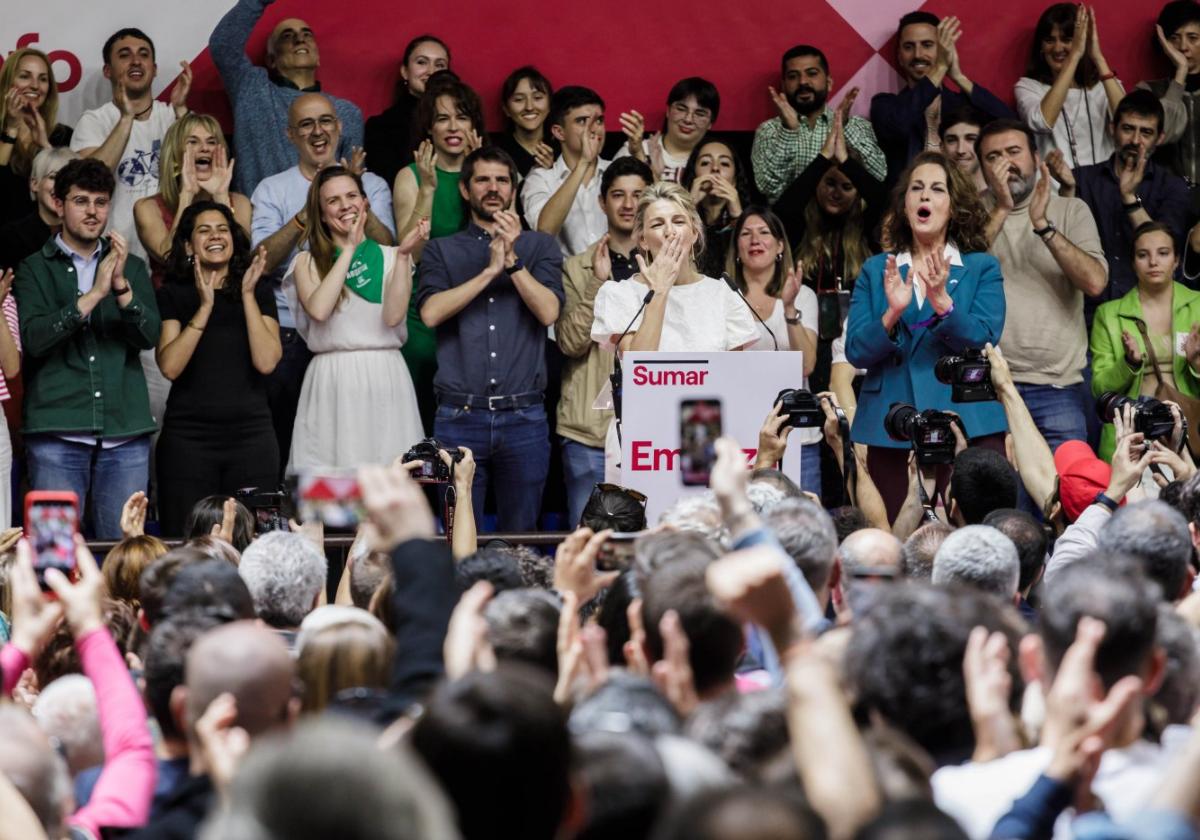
[620,351,806,524]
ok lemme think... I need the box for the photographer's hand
[443,446,477,560]
[1105,431,1152,503]
[553,527,619,603]
[755,400,792,470]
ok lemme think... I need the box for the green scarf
[336,239,385,303]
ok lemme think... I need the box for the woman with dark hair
[617,77,720,182]
[286,167,426,470]
[183,494,255,551]
[845,152,1006,520]
[494,66,555,180]
[0,47,72,227]
[363,35,451,190]
[680,137,752,277]
[774,111,886,394]
[155,201,282,535]
[579,483,648,532]
[1015,3,1125,167]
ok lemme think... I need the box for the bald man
[830,527,903,622]
[130,621,298,838]
[250,92,395,469]
[210,0,364,195]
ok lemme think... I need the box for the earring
[776,252,783,262]
[187,254,195,265]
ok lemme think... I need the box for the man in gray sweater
[208,0,364,196]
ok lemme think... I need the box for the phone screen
[296,473,364,529]
[680,399,722,487]
[29,501,78,587]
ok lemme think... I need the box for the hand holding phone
[24,491,79,590]
[680,399,722,486]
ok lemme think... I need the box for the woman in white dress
[285,166,427,471]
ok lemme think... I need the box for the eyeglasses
[293,115,337,135]
[589,482,647,506]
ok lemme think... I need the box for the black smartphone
[596,531,643,571]
[679,398,722,487]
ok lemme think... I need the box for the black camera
[1096,392,1178,442]
[235,486,291,535]
[403,438,464,484]
[774,388,825,429]
[935,348,995,403]
[884,403,959,465]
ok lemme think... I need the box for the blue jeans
[1015,381,1090,454]
[799,442,822,498]
[25,435,151,539]
[434,403,550,532]
[561,437,605,528]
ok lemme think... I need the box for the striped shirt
[751,108,887,202]
[0,296,19,402]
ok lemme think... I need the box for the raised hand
[398,217,430,256]
[963,626,1020,761]
[180,144,200,197]
[937,16,964,76]
[443,581,497,680]
[634,231,687,296]
[1185,323,1200,372]
[1044,148,1075,191]
[769,85,800,131]
[493,210,521,255]
[580,126,602,166]
[415,140,438,189]
[1068,5,1090,64]
[120,490,149,538]
[988,156,1015,211]
[1121,329,1143,368]
[358,461,436,551]
[340,145,367,177]
[9,539,65,658]
[1087,5,1106,65]
[533,141,555,169]
[114,82,136,118]
[194,261,217,308]
[553,526,620,604]
[347,202,368,247]
[782,258,803,309]
[22,106,50,150]
[44,535,106,638]
[1158,24,1190,81]
[709,174,742,216]
[836,87,860,123]
[1118,150,1147,202]
[1030,162,1052,228]
[924,95,942,149]
[205,145,235,199]
[593,233,613,282]
[209,497,238,543]
[756,401,793,468]
[487,235,508,275]
[651,610,699,716]
[241,246,268,297]
[688,173,713,204]
[619,110,647,160]
[883,255,912,315]
[170,61,192,115]
[3,87,26,134]
[984,342,1015,392]
[647,131,666,180]
[923,249,952,312]
[463,127,483,156]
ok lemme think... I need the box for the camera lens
[1096,391,1128,423]
[934,355,960,386]
[884,403,919,442]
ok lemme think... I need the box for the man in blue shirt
[417,147,564,531]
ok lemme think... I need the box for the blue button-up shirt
[416,223,564,398]
[55,234,101,295]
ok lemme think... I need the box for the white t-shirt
[71,101,177,263]
[521,156,610,258]
[745,290,819,443]
[612,134,691,183]
[1014,78,1115,168]
[591,274,759,352]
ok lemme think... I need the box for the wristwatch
[784,310,801,325]
[1032,222,1057,239]
[1123,196,1144,213]
[503,256,524,275]
[1092,492,1119,512]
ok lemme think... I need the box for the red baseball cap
[1053,440,1118,521]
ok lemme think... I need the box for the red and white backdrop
[0,0,1176,135]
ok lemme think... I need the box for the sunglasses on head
[589,482,648,506]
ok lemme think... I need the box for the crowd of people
[8,0,1200,836]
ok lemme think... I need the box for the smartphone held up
[24,491,79,590]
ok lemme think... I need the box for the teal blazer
[846,250,1008,448]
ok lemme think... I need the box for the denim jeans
[1014,381,1090,454]
[434,403,550,532]
[561,437,606,528]
[25,435,151,539]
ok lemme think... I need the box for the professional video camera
[934,348,995,403]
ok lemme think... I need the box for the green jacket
[1089,281,1200,460]
[14,236,161,438]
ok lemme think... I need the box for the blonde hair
[102,536,169,607]
[296,612,394,713]
[158,113,229,212]
[0,49,61,177]
[632,181,706,266]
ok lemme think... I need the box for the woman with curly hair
[845,151,1007,519]
[680,136,754,278]
[155,201,282,535]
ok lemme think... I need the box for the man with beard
[981,119,1107,451]
[13,158,161,538]
[251,93,395,472]
[751,45,885,203]
[71,28,190,262]
[1057,91,1191,312]
[870,12,1012,185]
[418,147,563,532]
[938,105,986,193]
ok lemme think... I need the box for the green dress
[403,164,465,434]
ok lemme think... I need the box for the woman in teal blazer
[1090,222,1200,461]
[846,151,1007,520]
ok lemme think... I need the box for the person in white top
[71,28,192,263]
[614,77,720,183]
[521,86,609,257]
[1014,4,1124,169]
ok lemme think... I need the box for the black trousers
[266,329,313,479]
[156,418,279,537]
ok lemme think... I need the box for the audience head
[1154,605,1200,725]
[663,76,719,147]
[103,535,168,608]
[684,688,790,781]
[239,531,328,629]
[166,201,255,293]
[548,85,605,156]
[599,156,653,237]
[350,550,391,609]
[681,137,750,214]
[0,705,70,836]
[634,180,706,264]
[411,665,573,840]
[580,482,648,532]
[101,28,157,94]
[163,557,257,623]
[415,78,486,157]
[501,65,552,136]
[158,113,231,210]
[52,158,116,247]
[287,93,343,170]
[31,675,102,777]
[845,582,1023,764]
[762,497,838,602]
[303,165,371,275]
[779,45,832,115]
[896,11,942,84]
[569,670,681,737]
[983,509,1047,596]
[266,17,319,78]
[751,468,803,500]
[484,588,561,676]
[399,35,451,98]
[1028,3,1100,86]
[185,534,244,566]
[596,570,641,665]
[834,527,904,616]
[932,525,1021,599]
[35,598,136,689]
[0,49,59,150]
[455,546,525,593]
[1159,1,1200,76]
[829,505,869,542]
[460,146,519,222]
[939,105,985,179]
[656,786,827,840]
[1097,499,1194,601]
[634,529,722,578]
[901,521,953,580]
[29,146,77,214]
[948,447,1019,524]
[1113,90,1167,160]
[295,606,394,713]
[885,151,990,254]
[1132,221,1179,292]
[726,206,792,295]
[138,545,213,627]
[143,609,229,745]
[573,730,669,840]
[184,495,254,551]
[977,119,1041,205]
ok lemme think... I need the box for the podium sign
[620,351,807,523]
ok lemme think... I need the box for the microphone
[610,288,656,444]
[723,274,778,351]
